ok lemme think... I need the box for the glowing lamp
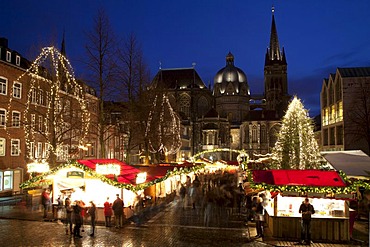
[136,172,147,184]
[27,161,50,173]
[96,163,120,175]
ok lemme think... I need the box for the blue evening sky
[1,0,370,117]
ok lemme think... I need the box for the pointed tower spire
[269,5,281,61]
[61,30,66,56]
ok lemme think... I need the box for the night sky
[1,0,370,117]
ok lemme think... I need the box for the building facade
[0,37,99,195]
[148,9,290,162]
[321,67,370,155]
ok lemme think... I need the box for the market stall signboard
[96,163,120,175]
[67,171,84,178]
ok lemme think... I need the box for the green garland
[20,160,205,192]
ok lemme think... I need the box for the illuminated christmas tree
[271,96,321,169]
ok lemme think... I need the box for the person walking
[299,198,315,245]
[56,195,64,224]
[112,194,124,228]
[253,196,264,238]
[72,200,84,238]
[87,201,96,236]
[41,189,51,219]
[64,197,73,235]
[104,197,113,227]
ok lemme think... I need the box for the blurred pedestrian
[56,195,63,224]
[72,200,83,238]
[112,194,124,228]
[179,184,186,209]
[87,201,96,236]
[104,197,113,227]
[253,197,264,238]
[41,189,51,218]
[64,197,73,235]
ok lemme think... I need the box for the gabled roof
[337,67,370,78]
[252,169,346,187]
[150,68,206,90]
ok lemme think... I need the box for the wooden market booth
[252,169,355,242]
[21,159,204,222]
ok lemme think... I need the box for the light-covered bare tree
[84,8,118,158]
[115,32,151,163]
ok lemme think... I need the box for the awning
[252,169,346,187]
[321,150,370,179]
[77,159,141,185]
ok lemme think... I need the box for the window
[13,82,22,98]
[29,142,34,159]
[31,88,37,104]
[36,142,42,158]
[0,77,7,95]
[3,171,13,190]
[6,51,11,62]
[39,89,44,105]
[38,116,43,132]
[44,143,50,158]
[11,139,20,156]
[44,118,49,133]
[12,111,20,127]
[0,138,5,156]
[31,114,35,129]
[0,109,6,127]
[16,55,20,66]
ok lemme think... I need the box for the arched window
[260,124,267,143]
[197,96,209,116]
[179,94,190,117]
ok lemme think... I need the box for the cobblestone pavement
[0,200,269,247]
[0,198,368,247]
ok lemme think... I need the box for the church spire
[61,30,66,56]
[268,5,281,61]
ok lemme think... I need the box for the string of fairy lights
[6,47,90,165]
[19,160,205,192]
[145,93,181,155]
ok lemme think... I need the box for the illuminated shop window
[3,171,13,190]
[337,101,343,121]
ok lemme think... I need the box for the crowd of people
[41,188,125,238]
[40,170,317,242]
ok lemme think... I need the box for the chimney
[0,38,8,48]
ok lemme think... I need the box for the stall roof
[136,163,199,181]
[252,170,346,187]
[321,150,370,178]
[77,159,142,185]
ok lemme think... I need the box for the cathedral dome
[213,52,250,96]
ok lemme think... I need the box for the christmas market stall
[20,159,205,221]
[251,169,359,242]
[135,162,205,204]
[21,159,146,207]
